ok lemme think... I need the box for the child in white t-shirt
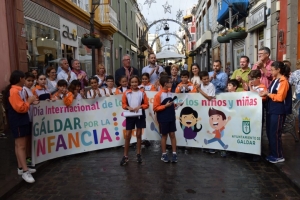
[103,75,117,96]
[120,75,149,166]
[139,73,156,91]
[196,71,215,100]
[116,75,130,94]
[87,77,105,99]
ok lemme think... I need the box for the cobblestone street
[7,142,300,200]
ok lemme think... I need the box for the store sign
[60,18,78,47]
[62,25,77,41]
[248,7,266,32]
[130,45,137,53]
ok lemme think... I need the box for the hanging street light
[163,23,170,31]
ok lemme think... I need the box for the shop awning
[217,0,249,26]
[183,14,192,20]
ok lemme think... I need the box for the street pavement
[3,139,300,200]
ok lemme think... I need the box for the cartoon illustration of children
[179,107,202,144]
[204,108,231,149]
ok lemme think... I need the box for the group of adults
[114,47,275,94]
[44,46,277,96]
[44,58,102,94]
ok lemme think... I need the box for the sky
[137,0,198,52]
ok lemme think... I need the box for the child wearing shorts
[154,76,183,163]
[120,75,149,166]
[5,70,37,183]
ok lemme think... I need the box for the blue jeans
[297,93,300,128]
[207,138,225,148]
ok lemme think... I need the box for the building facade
[194,0,213,71]
[182,7,197,69]
[135,6,149,71]
[275,0,298,69]
[112,0,139,74]
[0,0,117,92]
[23,0,118,76]
[247,0,272,68]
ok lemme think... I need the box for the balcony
[195,30,211,48]
[98,5,118,32]
[50,0,118,35]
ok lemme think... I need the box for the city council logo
[242,117,251,134]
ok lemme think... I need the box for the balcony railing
[98,5,118,29]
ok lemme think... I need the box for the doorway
[61,44,76,69]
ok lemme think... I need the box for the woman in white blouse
[95,64,107,88]
[46,66,58,95]
[190,63,202,85]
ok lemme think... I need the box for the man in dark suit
[115,54,139,86]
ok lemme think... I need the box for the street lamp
[90,0,101,75]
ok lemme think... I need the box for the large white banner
[32,92,262,165]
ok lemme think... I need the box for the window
[131,52,135,68]
[25,19,61,73]
[203,11,207,32]
[191,34,195,41]
[234,46,245,70]
[136,23,138,38]
[139,27,141,38]
[103,47,111,75]
[208,4,212,29]
[196,22,198,40]
[257,27,264,50]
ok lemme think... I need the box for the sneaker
[171,153,178,163]
[220,151,227,157]
[18,168,36,175]
[136,154,143,163]
[120,156,129,166]
[223,145,228,150]
[161,154,169,163]
[26,157,32,166]
[209,149,216,154]
[22,171,35,183]
[267,156,285,163]
[0,133,7,139]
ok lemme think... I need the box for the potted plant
[227,26,248,40]
[81,32,103,49]
[217,31,230,43]
[137,54,145,59]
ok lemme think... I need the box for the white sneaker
[18,168,36,175]
[17,168,23,175]
[22,171,35,183]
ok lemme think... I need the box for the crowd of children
[3,59,293,182]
